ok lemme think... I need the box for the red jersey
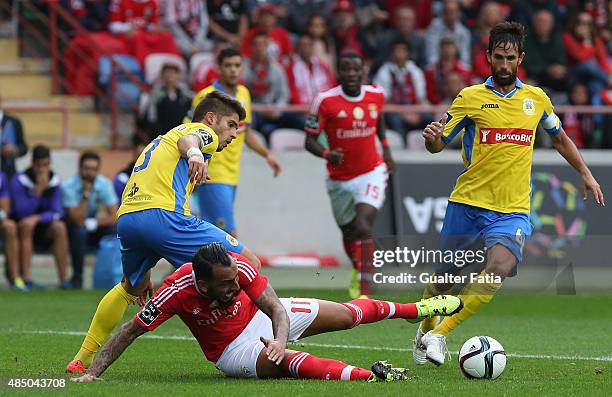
[134,253,268,362]
[109,0,159,28]
[305,85,385,181]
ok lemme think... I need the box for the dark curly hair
[488,21,525,54]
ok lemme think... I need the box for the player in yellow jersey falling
[66,91,262,373]
[413,22,605,366]
[188,47,281,237]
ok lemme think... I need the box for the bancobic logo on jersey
[479,128,533,146]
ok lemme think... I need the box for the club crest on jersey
[353,106,364,120]
[368,104,378,119]
[226,234,239,247]
[523,98,535,116]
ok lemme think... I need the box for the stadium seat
[98,54,143,110]
[406,129,426,150]
[269,128,306,151]
[144,53,187,85]
[189,52,214,82]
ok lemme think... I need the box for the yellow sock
[433,271,502,336]
[74,283,138,367]
[418,280,439,332]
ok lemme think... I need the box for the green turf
[1,289,611,396]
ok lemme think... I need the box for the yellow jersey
[189,81,252,185]
[442,77,562,213]
[117,123,219,218]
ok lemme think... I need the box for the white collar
[339,86,365,102]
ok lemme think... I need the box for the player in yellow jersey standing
[413,22,605,366]
[66,91,262,373]
[189,48,281,237]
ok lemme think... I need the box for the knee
[351,216,371,238]
[18,219,35,235]
[485,256,514,279]
[51,220,67,236]
[339,305,357,329]
[1,220,17,237]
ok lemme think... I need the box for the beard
[492,67,517,86]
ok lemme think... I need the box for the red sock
[284,352,372,381]
[342,298,418,327]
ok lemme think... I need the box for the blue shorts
[117,208,244,286]
[197,183,237,233]
[440,202,533,266]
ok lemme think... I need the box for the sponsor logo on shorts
[479,128,533,146]
[137,301,161,326]
[226,234,239,247]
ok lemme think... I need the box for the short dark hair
[217,47,241,66]
[32,145,50,161]
[391,37,411,52]
[337,51,363,69]
[488,21,525,54]
[161,63,180,73]
[193,91,246,123]
[192,243,233,281]
[79,151,100,167]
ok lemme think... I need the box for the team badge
[523,98,535,116]
[226,234,239,247]
[137,301,161,326]
[368,104,378,119]
[196,129,214,146]
[353,106,364,120]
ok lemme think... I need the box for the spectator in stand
[285,34,336,106]
[0,171,25,291]
[425,37,471,104]
[374,38,428,136]
[510,0,562,32]
[161,0,211,58]
[108,0,181,65]
[137,62,194,139]
[375,6,426,71]
[284,0,330,35]
[383,0,434,31]
[244,32,297,140]
[306,14,336,72]
[10,145,68,289]
[563,11,612,106]
[425,0,471,67]
[440,70,467,104]
[330,0,369,59]
[62,151,118,289]
[0,94,27,177]
[354,0,389,61]
[206,0,248,46]
[563,83,595,148]
[470,1,507,80]
[523,9,568,92]
[241,4,293,63]
[113,134,149,200]
[61,0,110,32]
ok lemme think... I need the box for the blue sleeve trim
[442,114,470,144]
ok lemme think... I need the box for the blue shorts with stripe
[197,183,237,233]
[437,202,532,275]
[117,208,244,286]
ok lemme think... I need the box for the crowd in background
[43,0,612,148]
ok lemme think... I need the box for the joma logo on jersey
[479,128,533,146]
[480,103,500,109]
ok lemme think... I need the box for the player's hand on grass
[423,113,447,143]
[71,373,102,383]
[581,172,605,206]
[383,149,395,175]
[266,154,282,177]
[325,149,344,166]
[260,336,286,365]
[188,154,208,184]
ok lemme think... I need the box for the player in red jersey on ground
[71,243,462,383]
[304,52,395,298]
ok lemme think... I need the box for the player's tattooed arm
[86,320,148,378]
[254,285,290,365]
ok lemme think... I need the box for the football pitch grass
[1,289,610,396]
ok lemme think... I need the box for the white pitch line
[16,330,612,363]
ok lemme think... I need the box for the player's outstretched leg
[301,295,462,338]
[66,273,150,373]
[256,349,409,382]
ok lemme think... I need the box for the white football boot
[420,331,451,366]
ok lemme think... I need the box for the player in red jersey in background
[71,243,462,383]
[304,52,395,298]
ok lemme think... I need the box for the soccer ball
[458,336,506,379]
